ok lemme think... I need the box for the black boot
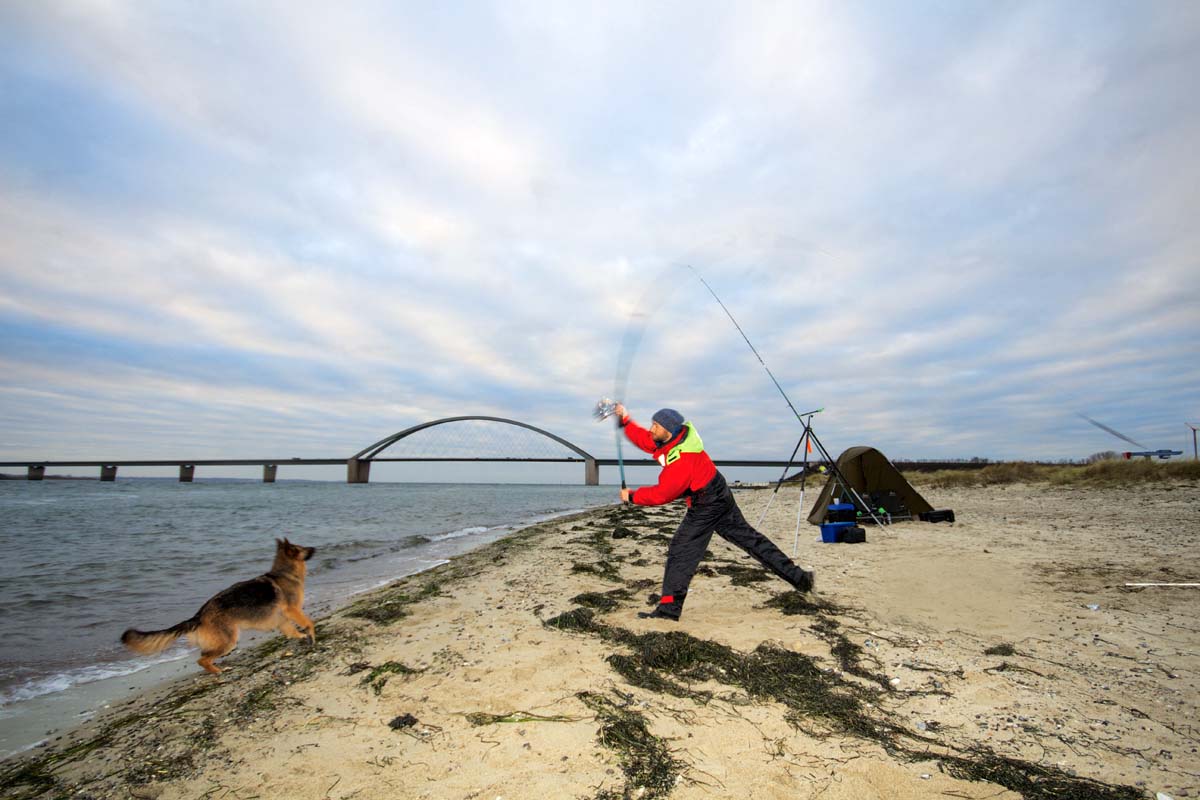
[637,607,680,621]
[639,592,684,620]
[791,568,816,593]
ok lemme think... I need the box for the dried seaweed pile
[545,601,1144,800]
[578,691,685,800]
[712,562,774,586]
[357,661,424,695]
[571,560,624,583]
[571,588,634,612]
[344,579,444,625]
[545,608,889,741]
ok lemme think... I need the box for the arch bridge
[346,415,607,484]
[345,416,823,483]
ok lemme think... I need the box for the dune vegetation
[905,458,1200,488]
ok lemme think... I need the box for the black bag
[919,509,955,523]
[839,526,866,544]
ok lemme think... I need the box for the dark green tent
[807,446,933,524]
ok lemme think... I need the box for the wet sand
[2,481,1197,799]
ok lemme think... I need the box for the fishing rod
[594,273,665,497]
[686,265,884,529]
[688,266,806,425]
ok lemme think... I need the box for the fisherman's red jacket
[620,415,718,506]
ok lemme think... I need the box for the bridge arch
[347,416,599,484]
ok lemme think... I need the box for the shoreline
[3,484,1197,799]
[0,503,611,796]
[0,500,610,760]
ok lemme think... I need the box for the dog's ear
[276,537,284,548]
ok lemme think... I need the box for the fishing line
[610,301,651,492]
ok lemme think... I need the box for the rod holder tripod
[755,410,884,557]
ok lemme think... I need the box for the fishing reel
[592,397,619,422]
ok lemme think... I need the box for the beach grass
[907,458,1200,488]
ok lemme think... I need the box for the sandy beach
[3,480,1197,800]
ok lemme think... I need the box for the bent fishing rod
[688,266,814,425]
[685,265,884,529]
[593,398,626,490]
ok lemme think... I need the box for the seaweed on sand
[544,605,1145,800]
[713,563,773,586]
[571,588,633,612]
[938,750,1143,800]
[760,591,840,616]
[569,528,615,555]
[545,607,611,636]
[345,580,444,625]
[578,691,684,800]
[359,661,424,695]
[0,677,229,798]
[605,654,710,702]
[545,611,882,738]
[464,710,580,725]
[571,560,624,583]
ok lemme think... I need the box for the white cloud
[1,2,1198,470]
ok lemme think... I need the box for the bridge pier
[585,458,599,486]
[100,465,117,482]
[27,465,45,481]
[179,464,195,482]
[263,464,277,483]
[347,457,371,484]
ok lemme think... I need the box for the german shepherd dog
[121,538,317,674]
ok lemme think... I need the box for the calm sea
[0,479,612,712]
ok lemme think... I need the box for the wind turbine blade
[1077,414,1147,449]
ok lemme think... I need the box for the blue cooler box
[820,521,854,543]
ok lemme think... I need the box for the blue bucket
[820,522,853,543]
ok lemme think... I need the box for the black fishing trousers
[657,471,807,618]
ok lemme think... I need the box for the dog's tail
[121,616,201,655]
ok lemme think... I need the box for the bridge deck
[0,458,982,470]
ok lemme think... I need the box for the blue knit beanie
[651,408,685,437]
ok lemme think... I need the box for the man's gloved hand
[620,488,633,504]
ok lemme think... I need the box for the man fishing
[613,403,815,621]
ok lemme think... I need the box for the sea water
[0,479,612,756]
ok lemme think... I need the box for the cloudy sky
[1,2,1197,481]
